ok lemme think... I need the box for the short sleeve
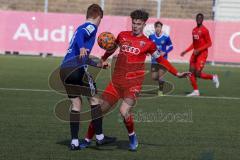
[81,24,97,38]
[115,32,123,45]
[148,41,157,55]
[166,36,173,46]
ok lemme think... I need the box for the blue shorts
[60,66,97,98]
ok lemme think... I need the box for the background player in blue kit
[60,4,115,150]
[149,21,173,96]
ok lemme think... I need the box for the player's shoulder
[201,25,209,32]
[149,34,155,39]
[162,33,170,38]
[118,31,132,37]
[193,26,198,31]
[79,22,97,35]
[141,34,153,43]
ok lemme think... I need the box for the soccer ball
[97,32,116,50]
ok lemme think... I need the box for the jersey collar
[155,32,164,39]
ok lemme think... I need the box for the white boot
[187,90,200,97]
[213,75,220,88]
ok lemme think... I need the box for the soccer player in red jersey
[181,13,220,96]
[81,9,189,151]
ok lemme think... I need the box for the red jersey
[186,25,212,54]
[112,31,157,87]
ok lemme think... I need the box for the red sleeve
[101,32,121,61]
[197,29,212,52]
[148,41,157,55]
[148,41,178,76]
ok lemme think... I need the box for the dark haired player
[149,21,173,96]
[81,9,189,151]
[60,4,115,150]
[181,13,219,96]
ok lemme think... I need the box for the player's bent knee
[120,99,135,117]
[70,97,82,111]
[100,99,113,115]
[88,97,99,106]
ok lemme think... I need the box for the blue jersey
[61,22,98,68]
[149,33,173,64]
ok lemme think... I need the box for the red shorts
[190,52,208,71]
[101,82,142,106]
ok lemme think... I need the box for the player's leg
[120,98,138,151]
[120,85,141,151]
[69,96,82,150]
[151,63,159,81]
[158,65,167,96]
[195,54,220,88]
[81,82,119,147]
[60,67,85,150]
[187,55,200,96]
[151,63,163,96]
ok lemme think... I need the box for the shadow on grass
[56,139,163,151]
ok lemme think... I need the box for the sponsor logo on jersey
[86,25,95,34]
[121,45,140,55]
[193,34,199,40]
[140,41,146,47]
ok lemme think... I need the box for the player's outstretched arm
[101,44,118,61]
[181,44,194,56]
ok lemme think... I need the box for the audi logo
[121,45,140,55]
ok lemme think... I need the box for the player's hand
[79,48,89,58]
[193,50,200,56]
[102,61,111,69]
[97,59,111,69]
[180,51,187,57]
[176,72,191,78]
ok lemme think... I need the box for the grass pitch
[0,55,239,160]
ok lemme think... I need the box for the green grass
[0,55,240,160]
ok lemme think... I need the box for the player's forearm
[101,45,117,61]
[166,46,173,54]
[185,44,194,53]
[156,56,178,76]
[197,41,212,52]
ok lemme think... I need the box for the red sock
[85,121,95,140]
[123,114,134,134]
[189,74,198,90]
[199,72,213,80]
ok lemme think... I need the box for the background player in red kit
[81,9,189,151]
[181,13,220,96]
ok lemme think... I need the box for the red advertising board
[0,10,240,63]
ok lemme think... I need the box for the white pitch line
[0,87,240,100]
[0,87,53,92]
[164,94,240,100]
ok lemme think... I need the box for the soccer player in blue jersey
[149,21,173,96]
[60,4,115,150]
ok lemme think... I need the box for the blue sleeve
[149,34,154,41]
[76,24,97,49]
[75,30,85,49]
[165,36,173,54]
